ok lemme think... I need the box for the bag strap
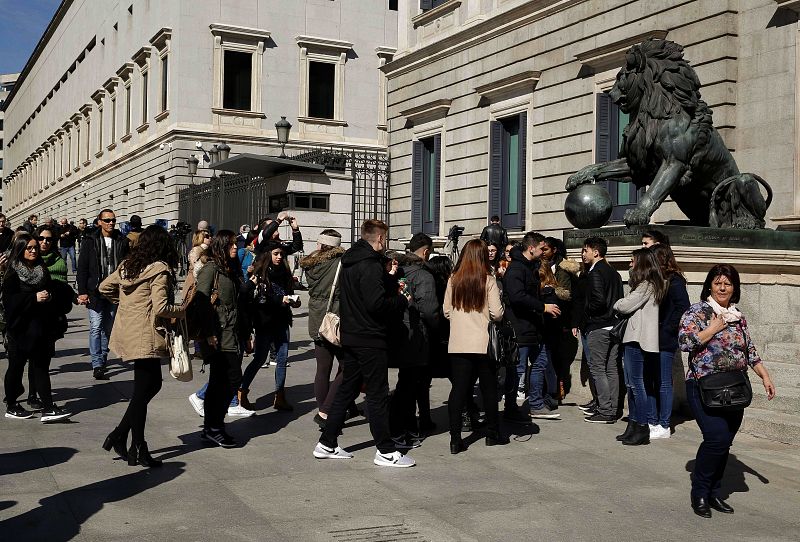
[325,261,341,313]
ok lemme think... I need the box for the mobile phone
[287,294,300,303]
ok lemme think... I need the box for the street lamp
[217,142,230,162]
[186,154,199,176]
[275,116,291,158]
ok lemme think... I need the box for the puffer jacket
[300,247,345,339]
[389,252,439,367]
[99,261,184,361]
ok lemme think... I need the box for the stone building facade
[0,73,19,213]
[384,0,800,442]
[2,0,398,247]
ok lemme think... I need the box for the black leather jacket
[583,258,624,333]
[479,223,508,248]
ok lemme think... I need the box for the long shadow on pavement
[0,461,186,542]
[0,447,78,476]
[685,453,770,499]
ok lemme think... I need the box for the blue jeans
[241,326,290,392]
[518,344,556,411]
[652,351,674,428]
[622,343,657,424]
[686,379,743,498]
[60,246,77,272]
[88,298,116,369]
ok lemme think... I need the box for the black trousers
[313,340,344,415]
[320,346,395,454]
[203,347,241,430]
[389,366,423,436]
[448,354,499,440]
[115,359,162,444]
[3,336,55,408]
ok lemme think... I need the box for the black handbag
[609,315,629,343]
[693,369,752,412]
[488,320,518,368]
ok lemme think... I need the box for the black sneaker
[503,408,531,424]
[41,405,73,423]
[583,406,599,417]
[584,413,617,424]
[406,432,424,448]
[391,435,413,450]
[201,428,237,448]
[26,397,45,412]
[93,367,109,380]
[5,403,35,419]
[578,400,596,411]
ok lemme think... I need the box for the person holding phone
[239,241,300,411]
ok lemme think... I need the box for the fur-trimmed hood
[555,286,571,301]
[299,247,345,269]
[558,258,581,276]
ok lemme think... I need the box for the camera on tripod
[172,221,193,237]
[447,224,465,241]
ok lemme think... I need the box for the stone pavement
[1,294,799,542]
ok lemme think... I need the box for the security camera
[195,141,203,149]
[159,143,165,150]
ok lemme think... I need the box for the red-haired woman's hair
[450,239,491,312]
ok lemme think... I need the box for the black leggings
[3,337,54,408]
[448,354,498,439]
[203,348,241,430]
[313,341,344,415]
[115,359,163,445]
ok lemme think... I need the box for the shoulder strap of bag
[326,262,342,313]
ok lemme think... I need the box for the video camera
[447,224,465,241]
[172,221,193,238]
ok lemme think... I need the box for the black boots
[102,430,129,460]
[128,441,163,468]
[449,438,467,455]
[691,495,712,518]
[616,420,635,442]
[485,429,510,447]
[621,423,650,446]
[708,496,734,514]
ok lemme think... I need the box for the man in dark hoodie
[503,231,562,420]
[313,220,416,468]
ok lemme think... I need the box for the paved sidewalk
[1,297,799,541]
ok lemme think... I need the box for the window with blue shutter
[489,112,526,230]
[412,135,440,236]
[595,93,641,222]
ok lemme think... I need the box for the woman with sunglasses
[3,234,73,422]
[36,225,68,284]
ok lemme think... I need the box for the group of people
[0,209,778,514]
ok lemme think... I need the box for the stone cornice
[475,70,541,101]
[575,29,668,74]
[149,27,172,51]
[116,62,135,80]
[91,88,105,104]
[132,46,152,68]
[399,98,452,124]
[102,77,117,93]
[79,102,93,116]
[70,113,82,124]
[210,23,271,42]
[375,46,398,59]
[383,0,588,78]
[412,0,461,28]
[296,35,353,53]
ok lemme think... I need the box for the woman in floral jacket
[679,263,775,519]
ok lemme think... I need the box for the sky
[0,0,61,75]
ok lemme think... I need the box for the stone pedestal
[564,225,800,444]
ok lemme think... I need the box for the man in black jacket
[0,214,14,253]
[77,209,130,380]
[578,237,624,423]
[314,220,416,468]
[504,232,562,420]
[479,215,508,248]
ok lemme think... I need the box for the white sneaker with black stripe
[313,442,353,459]
[373,450,415,468]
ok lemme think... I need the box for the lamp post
[275,116,291,158]
[186,154,199,176]
[217,142,230,162]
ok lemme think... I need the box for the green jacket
[42,251,68,283]
[300,247,345,338]
[196,262,240,353]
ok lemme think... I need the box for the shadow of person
[0,461,186,542]
[685,454,769,499]
[0,447,78,476]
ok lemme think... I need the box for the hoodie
[338,239,408,349]
[99,261,184,361]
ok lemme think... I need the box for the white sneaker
[650,424,671,439]
[313,442,354,459]
[227,404,255,417]
[516,389,526,402]
[261,361,271,368]
[373,450,415,468]
[189,393,205,417]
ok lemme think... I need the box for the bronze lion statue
[566,39,772,229]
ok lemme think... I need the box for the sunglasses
[100,218,117,224]
[37,236,53,242]
[25,245,38,251]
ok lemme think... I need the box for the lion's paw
[623,207,652,226]
[566,167,596,191]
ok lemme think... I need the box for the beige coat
[613,282,660,353]
[99,261,185,361]
[444,275,504,354]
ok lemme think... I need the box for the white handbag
[318,262,341,346]
[168,318,193,382]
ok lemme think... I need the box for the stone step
[763,361,800,389]
[751,381,800,414]
[740,407,800,445]
[763,342,800,364]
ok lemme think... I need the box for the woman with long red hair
[444,239,507,454]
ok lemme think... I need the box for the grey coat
[300,247,345,339]
[613,282,660,353]
[390,252,440,367]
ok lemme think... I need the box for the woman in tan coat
[99,225,184,467]
[444,239,507,454]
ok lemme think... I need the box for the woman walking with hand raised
[99,225,184,467]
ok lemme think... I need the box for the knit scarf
[12,261,47,288]
[706,296,742,323]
